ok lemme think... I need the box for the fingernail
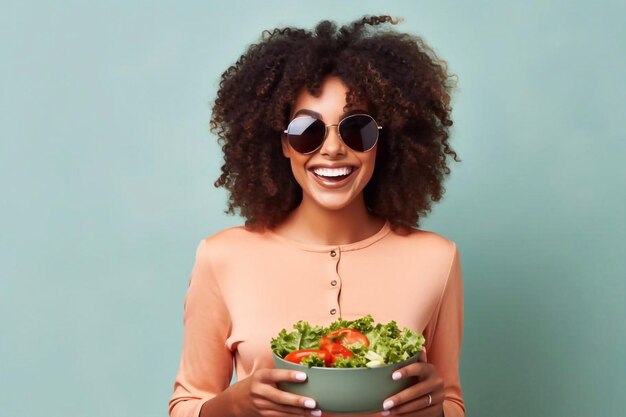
[392,371,402,380]
[295,372,307,381]
[381,411,390,417]
[304,399,316,409]
[310,410,322,417]
[383,400,394,410]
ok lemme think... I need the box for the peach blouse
[169,220,465,417]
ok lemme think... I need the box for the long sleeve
[169,239,234,417]
[424,243,465,417]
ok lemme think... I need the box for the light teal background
[1,1,624,417]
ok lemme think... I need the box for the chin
[309,193,362,212]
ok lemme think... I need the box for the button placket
[327,247,341,317]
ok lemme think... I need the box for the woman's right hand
[229,368,321,417]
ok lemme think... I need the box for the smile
[312,166,354,178]
[308,166,358,188]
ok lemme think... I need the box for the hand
[380,353,444,417]
[229,368,322,417]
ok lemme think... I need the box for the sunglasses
[283,113,382,154]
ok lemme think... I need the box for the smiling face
[281,76,378,212]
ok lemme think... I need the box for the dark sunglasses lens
[287,118,325,153]
[339,115,379,152]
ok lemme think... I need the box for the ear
[281,135,291,158]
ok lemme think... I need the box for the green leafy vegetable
[271,315,425,368]
[332,356,367,368]
[328,314,375,334]
[300,353,326,368]
[270,320,326,358]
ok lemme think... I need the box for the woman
[169,15,464,417]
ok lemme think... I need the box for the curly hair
[210,15,460,232]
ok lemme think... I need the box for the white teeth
[312,167,354,177]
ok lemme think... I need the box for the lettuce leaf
[367,325,425,364]
[328,314,375,334]
[331,356,367,368]
[300,353,326,368]
[270,320,326,358]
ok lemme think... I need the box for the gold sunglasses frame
[283,113,382,154]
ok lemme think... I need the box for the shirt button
[330,308,337,315]
[331,280,337,286]
[330,250,336,257]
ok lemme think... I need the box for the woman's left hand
[380,352,445,417]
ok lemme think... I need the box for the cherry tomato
[320,328,370,349]
[284,349,332,366]
[322,342,355,364]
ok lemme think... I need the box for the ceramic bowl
[272,352,420,414]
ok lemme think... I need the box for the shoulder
[385,225,459,273]
[193,224,267,261]
[197,224,264,249]
[390,225,457,255]
[391,228,462,300]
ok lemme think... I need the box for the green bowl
[273,352,420,414]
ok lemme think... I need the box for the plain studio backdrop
[1,1,624,416]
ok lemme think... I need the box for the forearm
[198,386,237,417]
[199,383,246,417]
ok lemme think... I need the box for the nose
[320,124,346,156]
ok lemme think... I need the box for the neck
[277,193,385,245]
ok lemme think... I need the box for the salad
[270,315,425,368]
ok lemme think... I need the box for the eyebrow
[292,108,368,120]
